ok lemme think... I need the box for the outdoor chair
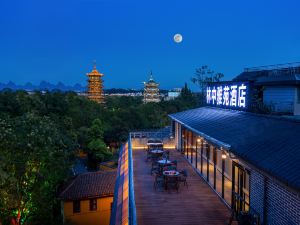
[165,176,179,192]
[151,154,161,162]
[179,169,188,187]
[146,149,151,162]
[171,160,177,167]
[153,171,164,190]
[163,150,170,160]
[151,161,159,175]
[163,165,177,171]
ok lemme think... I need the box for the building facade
[169,105,300,225]
[234,62,300,115]
[143,74,160,103]
[59,171,116,225]
[87,64,104,103]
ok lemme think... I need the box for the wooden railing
[110,138,137,225]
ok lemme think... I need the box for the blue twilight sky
[0,0,300,90]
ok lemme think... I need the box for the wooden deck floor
[133,148,230,225]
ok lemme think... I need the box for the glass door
[232,162,250,213]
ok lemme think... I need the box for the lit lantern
[222,152,227,159]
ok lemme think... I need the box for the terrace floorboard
[133,148,230,225]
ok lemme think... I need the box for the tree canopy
[0,84,198,224]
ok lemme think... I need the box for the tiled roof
[233,70,300,85]
[59,170,116,200]
[169,107,300,191]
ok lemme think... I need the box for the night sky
[0,0,299,90]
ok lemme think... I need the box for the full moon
[174,33,183,43]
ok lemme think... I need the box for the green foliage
[0,114,75,225]
[0,85,198,224]
[191,65,224,105]
[87,139,112,162]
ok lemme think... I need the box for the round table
[150,149,164,154]
[157,159,172,165]
[163,170,180,177]
[163,170,180,190]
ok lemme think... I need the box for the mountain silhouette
[0,81,86,92]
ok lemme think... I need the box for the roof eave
[169,114,231,150]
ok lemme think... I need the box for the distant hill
[0,81,147,93]
[0,81,86,92]
[0,81,174,94]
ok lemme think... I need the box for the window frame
[89,198,97,211]
[73,200,81,213]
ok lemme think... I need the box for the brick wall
[266,179,300,225]
[250,170,265,221]
[250,169,300,225]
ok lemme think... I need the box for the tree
[86,119,112,169]
[0,114,76,225]
[191,65,224,105]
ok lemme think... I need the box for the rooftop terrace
[133,147,230,225]
[110,133,230,225]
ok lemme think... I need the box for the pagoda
[143,72,160,103]
[86,63,104,103]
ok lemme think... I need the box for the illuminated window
[73,200,81,213]
[89,198,97,211]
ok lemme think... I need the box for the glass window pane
[216,169,222,195]
[73,200,81,213]
[209,162,214,187]
[197,149,202,173]
[202,155,207,179]
[224,177,232,205]
[225,157,232,178]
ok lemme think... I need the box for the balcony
[110,131,230,225]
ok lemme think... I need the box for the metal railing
[110,138,137,225]
[244,62,300,73]
[230,192,260,225]
[130,127,172,140]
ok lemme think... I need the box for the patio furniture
[178,169,188,187]
[163,170,180,192]
[147,139,164,150]
[163,165,177,171]
[163,150,170,160]
[153,171,164,190]
[151,153,162,162]
[150,149,164,160]
[157,159,172,173]
[157,159,172,165]
[151,161,159,175]
[171,160,177,167]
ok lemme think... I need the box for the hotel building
[110,63,300,225]
[169,63,300,224]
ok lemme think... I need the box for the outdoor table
[163,170,180,177]
[157,159,172,165]
[163,170,180,190]
[150,149,164,154]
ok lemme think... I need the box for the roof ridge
[58,176,78,199]
[172,106,300,124]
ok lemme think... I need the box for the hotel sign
[206,82,249,109]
